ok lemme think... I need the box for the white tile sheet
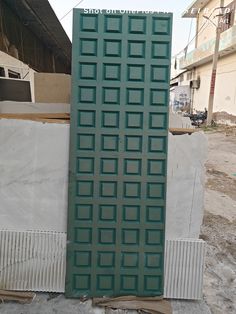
[164,239,206,300]
[0,230,66,292]
[0,230,205,300]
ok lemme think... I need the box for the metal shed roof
[3,0,71,65]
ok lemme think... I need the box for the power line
[187,18,193,45]
[173,11,215,59]
[60,0,84,21]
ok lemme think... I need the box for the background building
[178,0,236,124]
[0,0,71,102]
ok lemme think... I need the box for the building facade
[180,0,236,124]
[0,0,72,102]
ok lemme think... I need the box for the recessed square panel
[78,110,95,127]
[75,228,92,244]
[129,16,146,34]
[124,182,141,198]
[127,88,144,106]
[78,86,96,104]
[77,134,95,151]
[126,112,143,129]
[152,41,170,59]
[77,157,94,174]
[149,113,167,129]
[127,65,145,81]
[146,206,163,222]
[103,64,121,80]
[80,39,98,56]
[98,252,115,267]
[150,89,168,106]
[125,136,142,152]
[99,228,116,244]
[144,276,161,292]
[75,251,91,267]
[101,135,119,151]
[102,111,119,128]
[122,229,139,245]
[101,158,118,175]
[100,181,117,197]
[79,63,97,80]
[146,230,162,245]
[105,15,122,33]
[80,14,98,32]
[148,136,166,152]
[97,275,114,290]
[151,66,168,82]
[103,87,120,105]
[122,253,139,268]
[123,205,140,222]
[145,253,162,268]
[124,159,142,175]
[75,204,93,221]
[74,274,90,291]
[147,183,164,199]
[152,17,170,35]
[77,181,94,197]
[104,40,122,57]
[147,160,165,176]
[128,41,145,58]
[99,205,117,221]
[121,275,138,291]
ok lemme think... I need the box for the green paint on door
[66,9,172,298]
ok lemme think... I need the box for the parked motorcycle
[184,110,208,127]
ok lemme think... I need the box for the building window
[8,70,21,79]
[179,74,184,82]
[0,67,5,77]
[187,72,192,80]
[221,1,235,32]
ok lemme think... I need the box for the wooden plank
[0,117,70,124]
[93,297,172,314]
[0,290,35,304]
[0,113,70,119]
[169,128,196,135]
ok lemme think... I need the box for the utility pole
[207,0,224,125]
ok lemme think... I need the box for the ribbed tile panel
[0,230,66,292]
[0,231,205,299]
[164,239,205,299]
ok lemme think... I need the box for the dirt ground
[0,128,235,314]
[201,127,236,314]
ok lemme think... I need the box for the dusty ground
[0,128,235,314]
[201,127,236,314]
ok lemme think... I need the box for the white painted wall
[193,52,236,116]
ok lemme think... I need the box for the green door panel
[66,9,172,298]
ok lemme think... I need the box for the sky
[48,0,196,57]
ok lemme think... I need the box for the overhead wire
[187,18,194,46]
[173,10,216,59]
[60,0,85,21]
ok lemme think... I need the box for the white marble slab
[0,101,70,114]
[0,119,69,232]
[0,118,207,238]
[166,132,207,239]
[169,112,193,129]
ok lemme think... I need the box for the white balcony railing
[180,25,236,69]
